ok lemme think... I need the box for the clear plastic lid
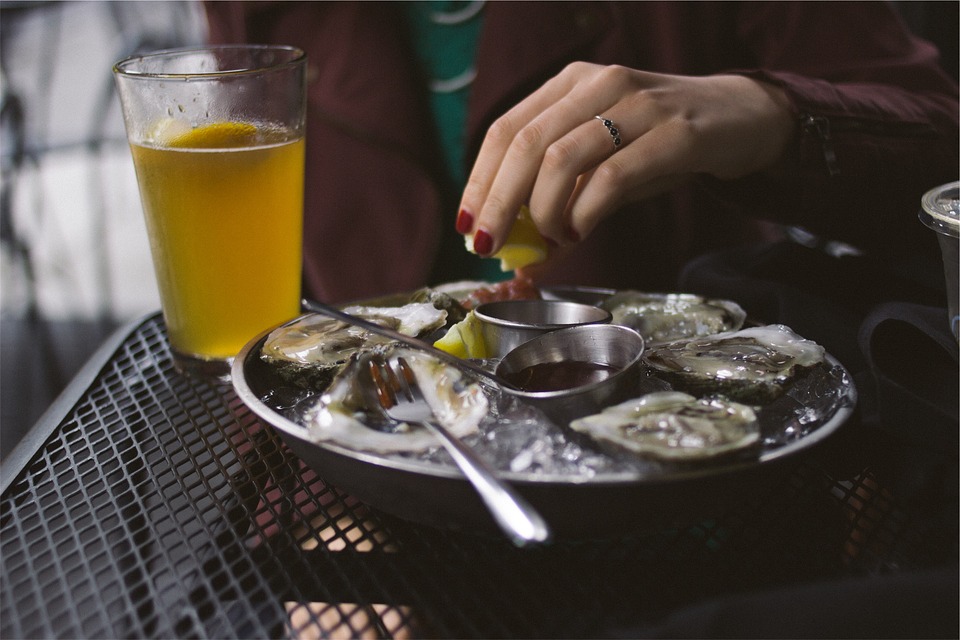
[919,180,960,239]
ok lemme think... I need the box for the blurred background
[1,1,956,459]
[1,0,206,456]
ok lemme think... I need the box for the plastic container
[919,181,960,339]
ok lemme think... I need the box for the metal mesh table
[2,313,956,638]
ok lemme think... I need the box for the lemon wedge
[168,121,259,149]
[466,205,548,271]
[433,311,489,359]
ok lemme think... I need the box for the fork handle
[421,421,552,545]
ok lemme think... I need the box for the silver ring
[595,115,622,150]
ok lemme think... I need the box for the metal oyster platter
[232,284,857,539]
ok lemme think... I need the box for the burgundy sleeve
[703,1,958,256]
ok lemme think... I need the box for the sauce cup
[474,299,612,359]
[495,324,645,423]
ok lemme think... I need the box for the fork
[368,356,552,545]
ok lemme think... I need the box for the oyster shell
[601,291,746,344]
[408,288,470,326]
[302,347,488,453]
[643,324,826,404]
[569,391,759,460]
[339,302,448,337]
[260,302,448,390]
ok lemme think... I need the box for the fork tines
[369,356,417,409]
[368,358,395,409]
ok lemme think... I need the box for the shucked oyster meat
[600,291,746,345]
[260,301,448,389]
[339,302,449,337]
[643,324,826,404]
[569,391,760,460]
[301,347,488,453]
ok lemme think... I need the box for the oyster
[408,287,471,326]
[303,347,488,453]
[569,391,759,460]
[261,302,447,390]
[601,291,746,344]
[643,324,826,404]
[339,302,448,337]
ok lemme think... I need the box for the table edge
[1,311,162,496]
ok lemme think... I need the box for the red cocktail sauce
[503,361,619,392]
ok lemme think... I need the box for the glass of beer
[114,45,306,379]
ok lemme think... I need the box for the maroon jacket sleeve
[702,1,958,256]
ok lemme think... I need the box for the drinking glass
[114,45,306,379]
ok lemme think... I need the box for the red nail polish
[455,209,474,235]
[543,236,558,249]
[473,229,494,256]
[565,225,581,243]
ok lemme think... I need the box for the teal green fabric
[403,1,481,186]
[404,1,507,282]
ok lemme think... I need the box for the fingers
[567,118,696,238]
[528,114,640,243]
[458,67,583,253]
[458,68,796,257]
[471,103,682,250]
[460,62,628,254]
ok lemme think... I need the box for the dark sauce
[505,361,620,392]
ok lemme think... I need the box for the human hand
[456,62,795,256]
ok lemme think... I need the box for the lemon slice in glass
[433,311,489,359]
[466,205,548,271]
[146,118,192,144]
[168,121,259,149]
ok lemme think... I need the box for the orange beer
[130,122,304,362]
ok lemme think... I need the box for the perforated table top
[1,313,956,638]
